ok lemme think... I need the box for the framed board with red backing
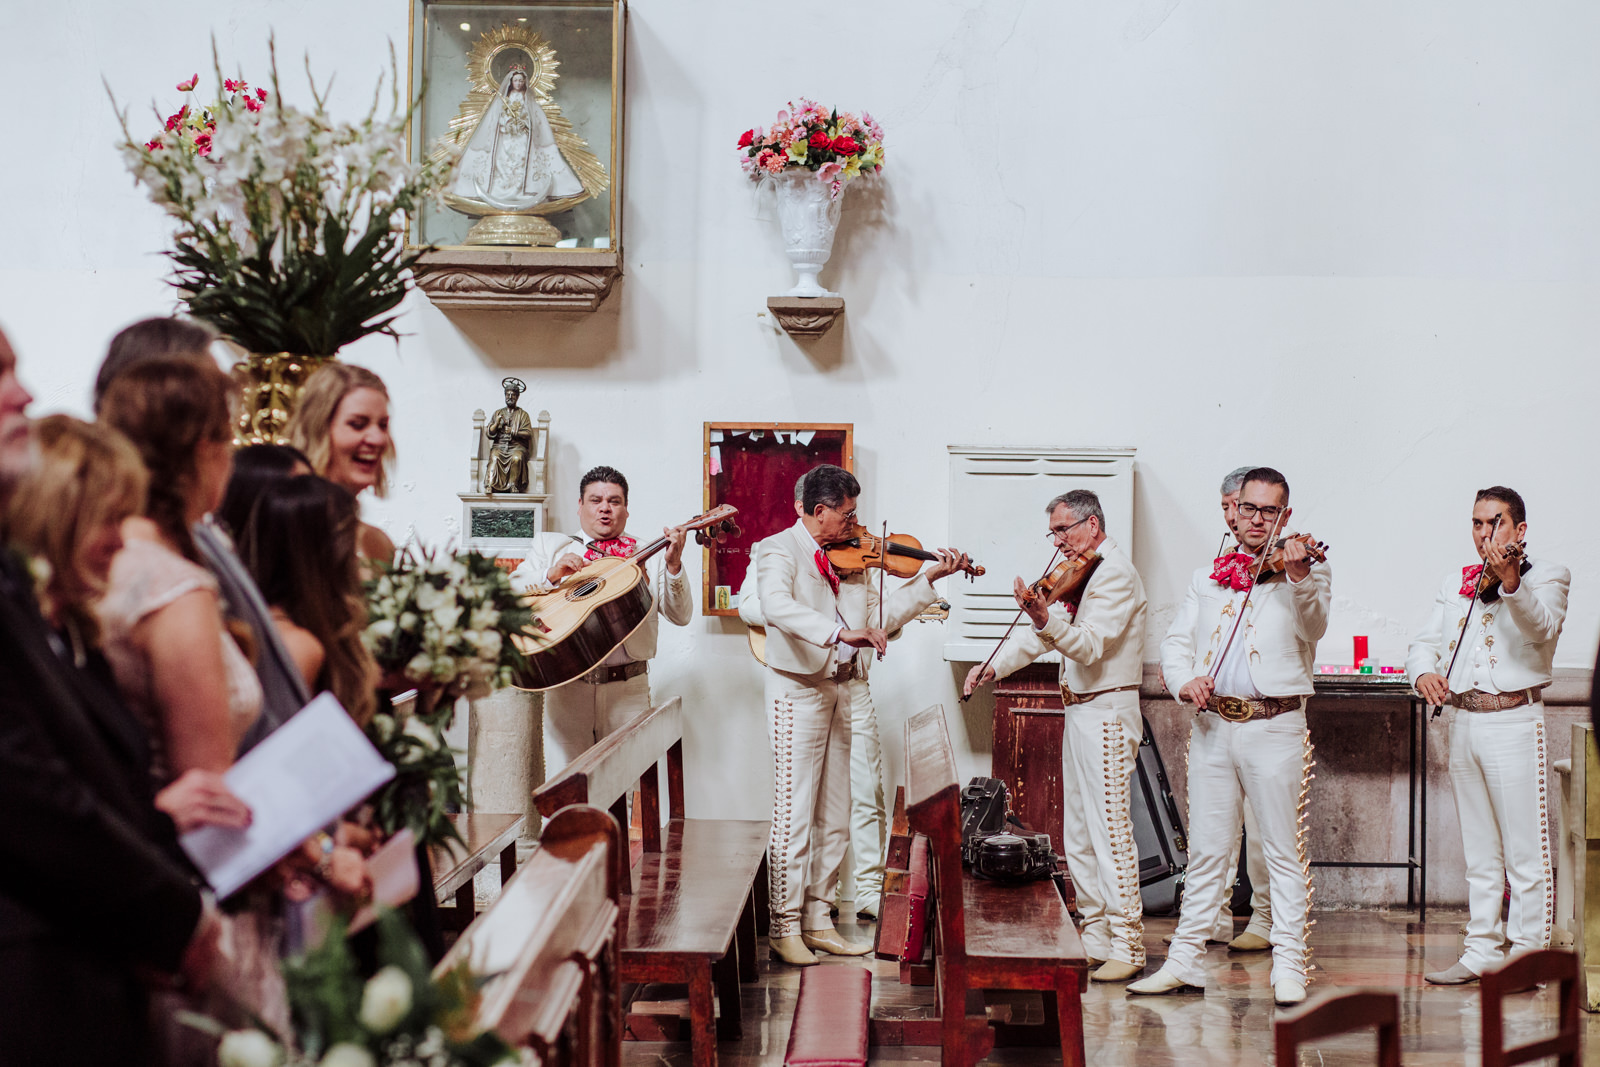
[701,422,853,617]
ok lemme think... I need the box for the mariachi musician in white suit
[509,465,691,776]
[739,476,895,922]
[1408,486,1569,986]
[753,463,970,966]
[1130,466,1330,1008]
[962,488,1149,984]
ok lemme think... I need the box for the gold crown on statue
[508,62,528,75]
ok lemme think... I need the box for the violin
[1251,534,1330,582]
[824,522,986,581]
[1475,540,1527,603]
[1022,550,1104,612]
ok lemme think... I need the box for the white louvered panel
[944,446,1136,663]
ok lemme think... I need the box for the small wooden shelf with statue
[407,1,627,312]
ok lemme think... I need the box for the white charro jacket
[508,529,693,663]
[1406,557,1569,696]
[753,520,935,677]
[1162,557,1332,701]
[988,536,1147,694]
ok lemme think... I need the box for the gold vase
[232,351,332,446]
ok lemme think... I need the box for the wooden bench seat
[534,697,771,1067]
[429,811,526,927]
[436,804,622,1067]
[904,704,1090,1067]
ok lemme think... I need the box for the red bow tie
[813,548,840,595]
[1459,564,1484,598]
[1211,552,1255,592]
[584,535,637,561]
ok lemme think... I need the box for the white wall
[3,1,1597,825]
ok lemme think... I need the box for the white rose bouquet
[188,911,514,1067]
[363,547,534,848]
[364,546,533,697]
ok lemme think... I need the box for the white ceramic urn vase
[771,169,844,297]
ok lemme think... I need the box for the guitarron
[509,505,739,691]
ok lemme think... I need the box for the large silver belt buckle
[1215,696,1253,723]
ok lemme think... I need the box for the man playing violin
[1408,487,1569,986]
[740,476,894,921]
[509,465,691,775]
[755,463,971,965]
[1211,466,1274,953]
[1131,466,1329,1007]
[964,489,1148,983]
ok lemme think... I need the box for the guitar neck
[626,536,670,564]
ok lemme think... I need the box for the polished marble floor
[622,909,1597,1065]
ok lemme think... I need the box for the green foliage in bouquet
[112,40,452,357]
[204,910,514,1066]
[365,695,468,851]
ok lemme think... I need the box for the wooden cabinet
[990,663,1068,854]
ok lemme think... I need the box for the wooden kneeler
[784,965,872,1067]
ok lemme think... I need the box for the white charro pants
[1063,690,1146,966]
[844,676,888,910]
[764,667,854,938]
[1206,801,1272,942]
[542,673,653,779]
[1447,704,1552,974]
[1166,707,1314,987]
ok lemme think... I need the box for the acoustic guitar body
[747,624,768,667]
[509,555,655,691]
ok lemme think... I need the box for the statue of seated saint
[484,377,533,494]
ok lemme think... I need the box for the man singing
[1130,467,1329,1007]
[1408,487,1568,985]
[755,464,969,965]
[510,465,691,775]
[963,489,1148,982]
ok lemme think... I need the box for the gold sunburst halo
[433,23,608,218]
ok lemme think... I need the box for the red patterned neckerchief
[813,548,840,596]
[583,534,637,561]
[1211,551,1256,592]
[1459,564,1484,598]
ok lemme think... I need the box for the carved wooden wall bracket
[413,248,622,312]
[766,296,844,339]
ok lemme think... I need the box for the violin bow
[877,521,887,661]
[1431,515,1500,720]
[959,545,1064,704]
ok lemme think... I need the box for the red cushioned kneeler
[783,963,872,1066]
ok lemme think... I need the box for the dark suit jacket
[0,550,203,1065]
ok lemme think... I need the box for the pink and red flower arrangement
[145,73,270,155]
[737,99,884,196]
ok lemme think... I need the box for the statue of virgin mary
[450,65,584,210]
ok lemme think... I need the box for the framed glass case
[408,0,625,310]
[702,423,854,617]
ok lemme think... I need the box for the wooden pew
[1274,990,1400,1067]
[436,804,622,1067]
[904,704,1090,1067]
[430,811,526,929]
[533,697,771,1067]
